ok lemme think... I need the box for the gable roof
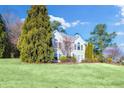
[53,30,87,44]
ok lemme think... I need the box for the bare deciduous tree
[2,13,22,45]
[61,36,74,57]
[104,46,122,62]
[2,13,23,57]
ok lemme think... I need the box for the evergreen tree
[0,14,10,58]
[85,43,94,61]
[88,24,116,62]
[18,5,54,63]
[51,20,65,33]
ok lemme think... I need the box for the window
[77,42,80,50]
[74,44,76,50]
[81,45,83,50]
[54,53,58,60]
[54,53,57,57]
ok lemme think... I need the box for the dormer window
[77,42,80,50]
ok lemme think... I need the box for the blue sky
[0,5,124,50]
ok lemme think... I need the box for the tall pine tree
[18,5,54,63]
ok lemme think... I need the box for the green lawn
[0,59,124,88]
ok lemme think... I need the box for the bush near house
[69,56,76,62]
[105,57,113,63]
[121,60,124,65]
[82,57,99,63]
[59,56,67,62]
[59,56,76,63]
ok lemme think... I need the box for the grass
[0,59,124,88]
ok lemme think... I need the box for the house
[52,30,87,62]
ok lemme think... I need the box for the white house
[52,30,87,63]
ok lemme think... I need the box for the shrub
[81,59,92,63]
[59,56,67,62]
[106,57,112,63]
[121,60,124,65]
[59,56,76,63]
[82,56,99,63]
[67,56,76,63]
[92,57,99,62]
[69,56,76,62]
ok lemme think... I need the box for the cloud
[117,31,124,36]
[49,15,89,29]
[71,20,89,27]
[118,43,124,53]
[80,22,89,25]
[114,6,124,26]
[49,15,71,29]
[117,5,124,17]
[119,43,124,47]
[114,19,124,26]
[71,20,80,27]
